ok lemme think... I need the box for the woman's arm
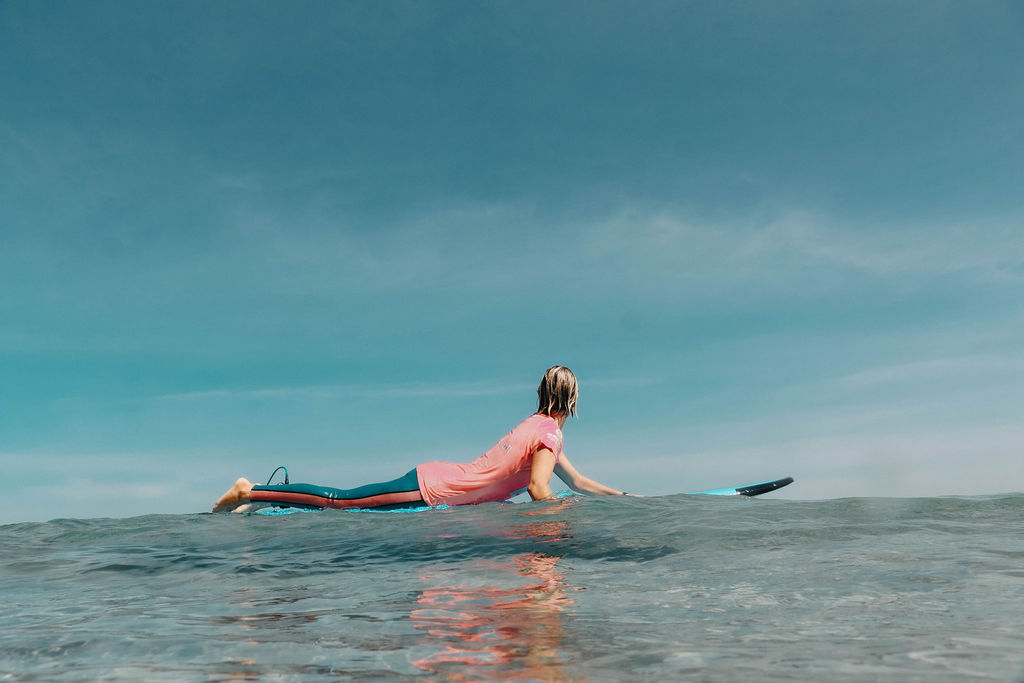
[528,448,558,500]
[553,454,626,496]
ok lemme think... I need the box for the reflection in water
[411,503,579,681]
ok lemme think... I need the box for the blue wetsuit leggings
[250,468,429,510]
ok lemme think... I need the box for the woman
[213,366,628,512]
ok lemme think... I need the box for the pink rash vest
[416,414,564,506]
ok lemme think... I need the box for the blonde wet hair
[537,365,578,418]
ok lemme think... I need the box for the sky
[1,0,1022,523]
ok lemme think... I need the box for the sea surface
[2,493,1023,681]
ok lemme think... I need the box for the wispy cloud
[5,192,1020,325]
[579,376,659,389]
[743,210,1024,277]
[1,476,195,523]
[152,381,535,403]
[152,375,658,403]
[565,203,1024,285]
[839,354,1024,387]
[586,417,1024,499]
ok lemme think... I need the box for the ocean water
[3,493,1023,681]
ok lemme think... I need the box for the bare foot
[213,477,255,513]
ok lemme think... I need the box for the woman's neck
[547,412,568,429]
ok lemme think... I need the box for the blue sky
[2,1,1022,523]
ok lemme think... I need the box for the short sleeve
[536,417,563,460]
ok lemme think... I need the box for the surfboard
[251,476,795,514]
[688,476,794,497]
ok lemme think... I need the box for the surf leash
[265,465,289,486]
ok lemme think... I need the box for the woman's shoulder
[508,413,559,439]
[521,413,562,448]
[518,412,559,430]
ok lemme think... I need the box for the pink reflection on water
[411,507,580,681]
